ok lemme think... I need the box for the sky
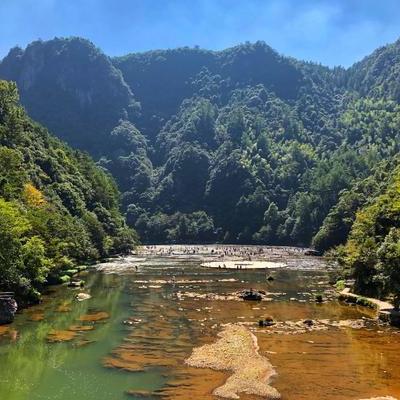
[1,0,400,67]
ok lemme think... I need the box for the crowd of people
[140,245,307,260]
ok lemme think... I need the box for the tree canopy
[2,37,400,300]
[0,80,137,302]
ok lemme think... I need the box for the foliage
[0,81,137,302]
[3,37,400,299]
[336,165,400,300]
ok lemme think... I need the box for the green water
[0,252,397,400]
[0,272,167,400]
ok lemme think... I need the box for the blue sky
[1,0,400,67]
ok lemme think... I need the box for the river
[0,245,399,400]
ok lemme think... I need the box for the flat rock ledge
[340,288,400,326]
[185,324,280,399]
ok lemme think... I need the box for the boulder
[0,297,18,324]
[259,316,275,327]
[304,249,321,256]
[239,289,262,301]
[315,294,324,303]
[68,280,85,288]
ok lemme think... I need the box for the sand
[186,324,280,399]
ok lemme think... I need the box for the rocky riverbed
[186,324,280,399]
[0,246,399,400]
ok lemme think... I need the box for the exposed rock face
[0,297,18,324]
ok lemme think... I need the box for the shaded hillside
[0,37,139,155]
[0,80,137,302]
[1,37,400,250]
[113,41,307,136]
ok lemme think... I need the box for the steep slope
[347,38,400,102]
[1,37,400,249]
[0,80,137,302]
[336,161,400,303]
[113,41,307,136]
[0,37,139,155]
[113,41,352,244]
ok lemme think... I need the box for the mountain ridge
[1,35,400,299]
[0,36,398,247]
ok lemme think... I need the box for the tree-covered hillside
[1,37,399,254]
[0,38,139,156]
[346,38,400,102]
[0,80,137,303]
[331,158,400,305]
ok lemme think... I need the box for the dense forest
[0,80,136,303]
[1,37,400,300]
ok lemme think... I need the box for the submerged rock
[68,325,94,332]
[28,312,44,322]
[0,297,18,324]
[125,390,163,398]
[46,329,77,342]
[78,311,109,322]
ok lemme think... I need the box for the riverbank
[339,288,400,326]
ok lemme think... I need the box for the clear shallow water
[0,250,399,400]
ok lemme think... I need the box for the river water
[0,246,399,400]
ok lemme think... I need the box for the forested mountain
[346,38,400,102]
[0,38,139,155]
[1,37,399,266]
[0,80,137,303]
[333,159,400,304]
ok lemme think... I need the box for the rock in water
[76,293,91,302]
[304,249,321,256]
[239,289,263,301]
[0,297,18,324]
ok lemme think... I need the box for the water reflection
[0,255,399,399]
